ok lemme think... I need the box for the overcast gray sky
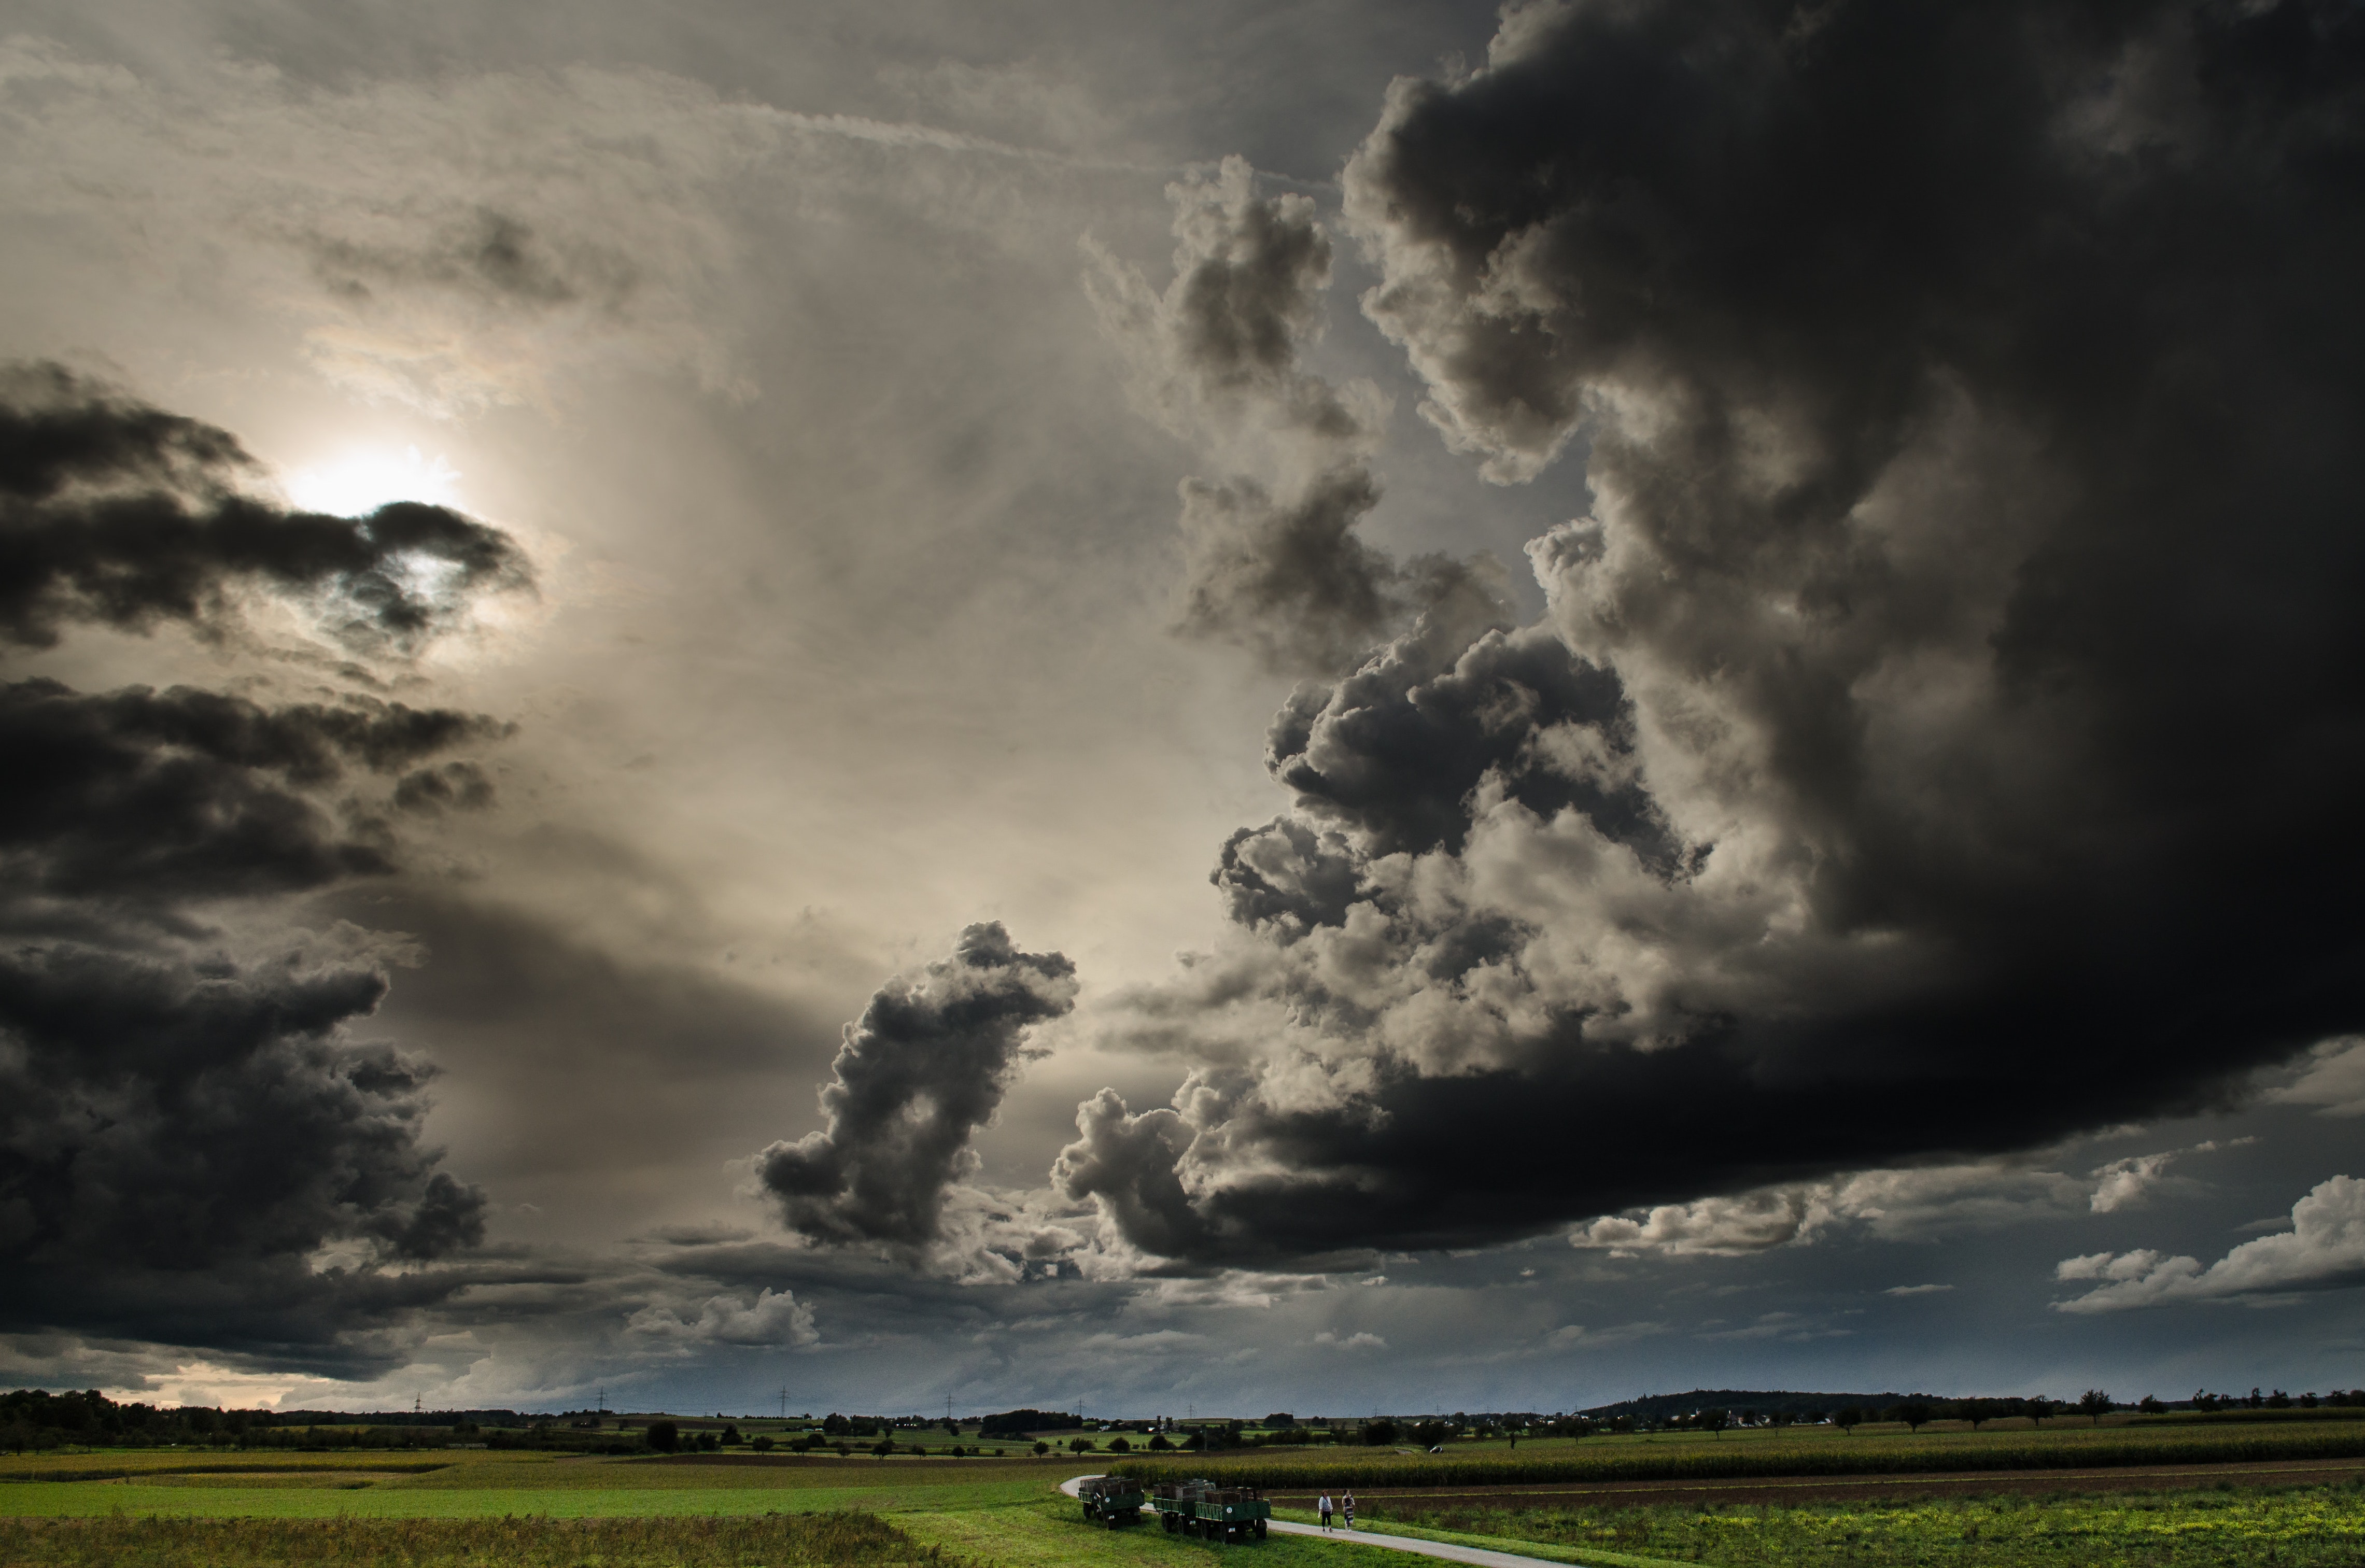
[4,0,2362,1419]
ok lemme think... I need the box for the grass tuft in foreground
[0,1508,958,1567]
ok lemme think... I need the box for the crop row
[1110,1422,2365,1489]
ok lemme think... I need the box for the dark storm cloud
[758,924,1078,1251]
[0,362,530,653]
[1060,0,2365,1267]
[0,678,509,909]
[1174,467,1453,674]
[0,942,488,1357]
[1265,619,1672,863]
[0,371,529,1361]
[391,759,497,814]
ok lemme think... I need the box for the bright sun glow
[285,445,463,518]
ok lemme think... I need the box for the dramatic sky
[5,0,2363,1420]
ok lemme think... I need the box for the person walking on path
[1343,1492,1356,1531]
[1318,1493,1334,1531]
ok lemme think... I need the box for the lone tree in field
[1885,1401,1934,1433]
[1835,1407,1864,1434]
[2078,1389,2113,1425]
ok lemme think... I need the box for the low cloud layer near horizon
[3,0,2361,1416]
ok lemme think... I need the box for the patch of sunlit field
[1365,1481,2365,1566]
[0,1508,958,1567]
[0,1450,1077,1520]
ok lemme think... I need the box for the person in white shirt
[1318,1493,1334,1530]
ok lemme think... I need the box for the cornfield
[1112,1423,2365,1490]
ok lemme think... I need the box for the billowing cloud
[2054,1176,2365,1312]
[2269,1037,2365,1118]
[1088,158,1497,672]
[1,364,530,655]
[758,924,1078,1251]
[0,678,508,910]
[627,1287,817,1348]
[1054,0,2365,1269]
[0,372,524,1366]
[0,942,487,1356]
[1574,1189,1819,1258]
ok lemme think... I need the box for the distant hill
[1580,1389,1937,1420]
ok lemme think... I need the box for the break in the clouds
[1055,0,2365,1269]
[0,366,525,1367]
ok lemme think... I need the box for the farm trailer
[1147,1479,1271,1543]
[1078,1475,1146,1528]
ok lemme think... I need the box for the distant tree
[870,1438,894,1459]
[2023,1398,2054,1427]
[1107,1437,1131,1453]
[1068,1436,1095,1454]
[2301,1392,2319,1409]
[1411,1420,1454,1449]
[721,1423,743,1446]
[2267,1390,2292,1409]
[1363,1420,1399,1447]
[2077,1390,2112,1426]
[1032,1440,1050,1456]
[1835,1407,1864,1434]
[944,1419,960,1436]
[645,1420,680,1453]
[1147,1433,1173,1451]
[1886,1402,1933,1434]
[1694,1408,1729,1438]
[2136,1396,2165,1415]
[751,1435,775,1452]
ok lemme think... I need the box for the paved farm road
[1060,1478,1680,1568]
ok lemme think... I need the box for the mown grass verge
[1113,1422,2365,1490]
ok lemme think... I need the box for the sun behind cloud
[285,445,462,518]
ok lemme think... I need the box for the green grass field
[8,1435,2365,1565]
[0,1449,1072,1520]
